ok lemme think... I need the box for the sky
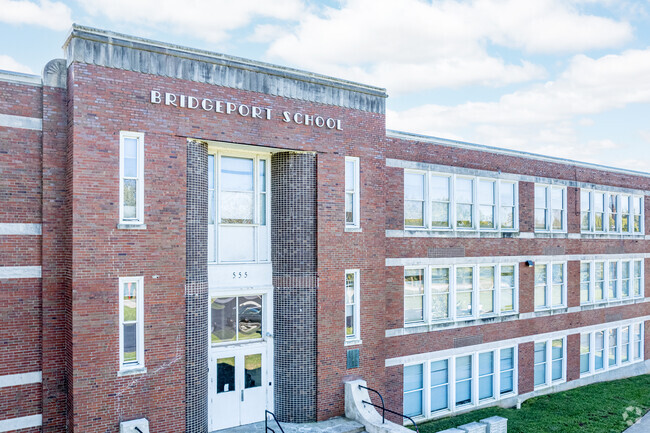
[1,0,650,173]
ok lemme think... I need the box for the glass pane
[552,339,563,360]
[430,176,450,201]
[260,192,267,226]
[217,357,235,393]
[456,355,472,380]
[479,181,494,204]
[595,212,603,231]
[123,179,137,219]
[239,296,263,340]
[552,210,563,230]
[501,289,514,312]
[123,138,138,177]
[123,281,137,321]
[479,352,494,376]
[500,348,514,370]
[456,379,471,405]
[535,209,546,230]
[221,191,254,224]
[221,157,254,191]
[534,363,546,386]
[346,273,356,303]
[430,360,448,386]
[431,384,448,412]
[345,161,354,191]
[500,182,515,206]
[581,190,590,211]
[432,294,449,319]
[404,364,423,392]
[609,262,618,298]
[405,269,424,295]
[259,160,266,192]
[403,391,423,417]
[456,204,473,228]
[124,156,138,179]
[405,173,424,200]
[534,342,546,364]
[501,266,515,288]
[580,353,589,374]
[405,201,424,226]
[211,297,237,343]
[552,285,563,306]
[500,370,513,394]
[480,291,494,315]
[551,188,563,210]
[346,192,354,223]
[431,202,449,227]
[479,205,494,228]
[552,264,563,284]
[123,323,137,363]
[480,267,495,290]
[346,305,354,336]
[552,359,563,381]
[456,178,473,203]
[535,186,547,208]
[209,191,216,225]
[244,354,262,388]
[500,207,514,229]
[455,356,472,405]
[595,193,604,212]
[405,297,424,322]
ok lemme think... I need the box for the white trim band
[0,266,41,279]
[385,315,650,367]
[0,223,42,235]
[0,113,42,131]
[0,415,42,432]
[386,252,650,267]
[0,371,42,388]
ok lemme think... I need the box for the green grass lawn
[415,375,650,433]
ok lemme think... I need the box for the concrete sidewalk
[623,410,650,433]
[214,417,365,433]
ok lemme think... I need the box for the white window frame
[119,131,145,225]
[534,184,567,233]
[534,261,567,311]
[580,189,644,235]
[403,170,519,233]
[579,259,644,305]
[345,156,361,229]
[533,337,566,389]
[404,263,519,326]
[119,276,145,373]
[403,345,518,420]
[208,150,271,264]
[345,269,361,344]
[580,322,645,377]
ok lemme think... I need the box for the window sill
[118,366,147,377]
[117,223,147,230]
[522,307,567,319]
[580,297,646,310]
[389,313,520,337]
[345,226,362,233]
[387,229,519,238]
[344,338,362,346]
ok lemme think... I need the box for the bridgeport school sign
[151,90,343,130]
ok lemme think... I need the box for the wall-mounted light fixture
[525,260,534,267]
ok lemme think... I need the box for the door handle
[241,390,244,402]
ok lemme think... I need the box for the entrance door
[209,346,267,431]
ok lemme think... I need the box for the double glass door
[209,345,267,431]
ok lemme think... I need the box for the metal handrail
[265,409,286,433]
[359,384,419,433]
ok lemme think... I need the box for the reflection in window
[211,296,263,343]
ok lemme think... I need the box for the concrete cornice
[0,69,42,86]
[63,24,387,113]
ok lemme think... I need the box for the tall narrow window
[594,262,605,301]
[594,192,605,231]
[551,339,564,381]
[633,197,642,233]
[633,260,643,298]
[431,267,450,320]
[551,263,564,307]
[456,267,473,317]
[500,265,515,313]
[455,355,472,406]
[431,175,451,228]
[345,270,360,342]
[208,155,216,262]
[595,331,605,371]
[534,265,548,309]
[479,266,495,315]
[478,352,494,400]
[580,334,590,374]
[608,329,618,367]
[621,326,630,363]
[119,276,144,371]
[405,172,425,227]
[456,178,474,228]
[581,190,591,231]
[478,180,495,229]
[551,187,565,230]
[534,185,548,230]
[500,182,516,230]
[608,262,618,299]
[634,323,643,360]
[499,348,515,395]
[403,365,424,417]
[621,261,631,298]
[621,195,630,232]
[345,157,360,228]
[609,194,618,232]
[430,360,449,413]
[580,262,591,304]
[259,160,267,226]
[534,342,546,386]
[405,269,425,323]
[119,131,145,225]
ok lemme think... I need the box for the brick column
[271,152,318,422]
[186,140,208,433]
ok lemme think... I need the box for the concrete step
[214,416,365,433]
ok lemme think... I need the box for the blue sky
[1,0,649,172]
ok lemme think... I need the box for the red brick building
[0,25,648,433]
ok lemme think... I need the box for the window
[581,322,644,377]
[580,189,643,235]
[404,364,424,417]
[208,152,270,263]
[119,131,145,225]
[534,262,566,310]
[345,157,360,228]
[580,259,643,305]
[119,276,144,371]
[409,345,517,418]
[534,338,565,388]
[405,263,518,326]
[403,170,518,232]
[210,295,263,343]
[345,270,360,342]
[534,185,566,232]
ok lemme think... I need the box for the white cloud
[0,0,72,30]
[387,48,650,171]
[263,0,631,93]
[77,0,306,43]
[0,54,34,74]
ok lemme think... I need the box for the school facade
[1,24,649,433]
